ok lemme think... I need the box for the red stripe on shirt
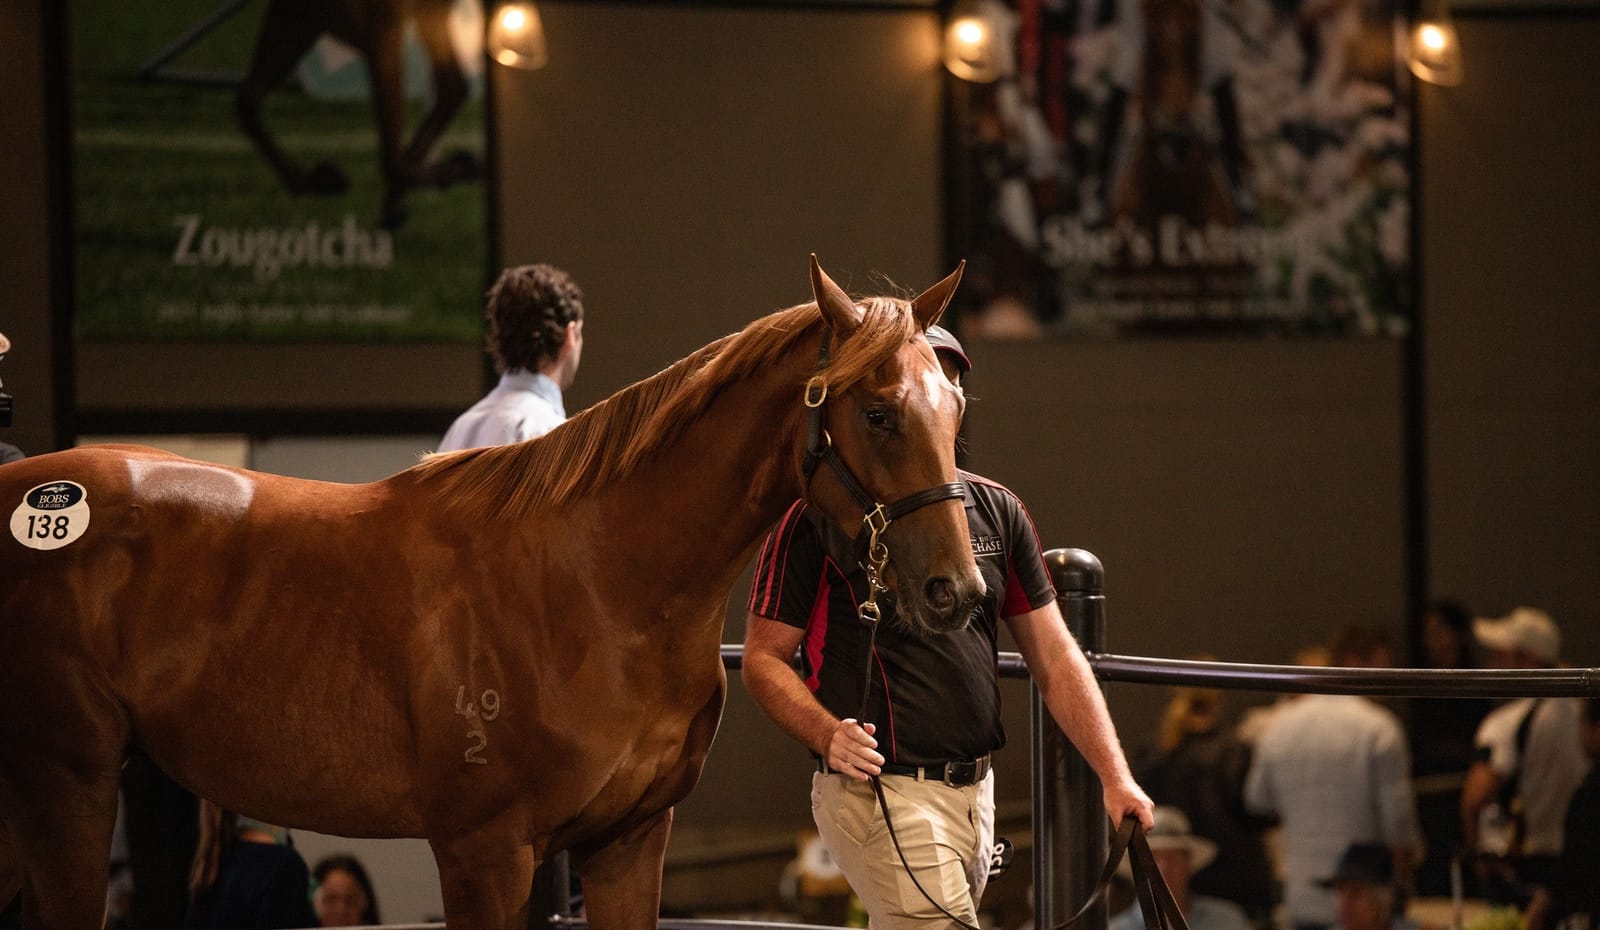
[752,499,806,617]
[746,532,775,614]
[1002,560,1032,618]
[803,569,834,692]
[965,470,1057,613]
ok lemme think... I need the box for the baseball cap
[925,325,971,374]
[1473,606,1560,664]
[1318,843,1394,888]
[1115,807,1216,879]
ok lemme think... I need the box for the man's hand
[1103,777,1156,831]
[825,718,884,782]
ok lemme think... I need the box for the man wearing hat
[743,324,1154,930]
[1319,844,1418,930]
[1460,606,1588,895]
[1109,807,1252,930]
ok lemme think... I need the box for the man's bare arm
[1007,599,1154,829]
[741,613,883,781]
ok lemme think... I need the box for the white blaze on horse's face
[921,355,961,415]
[865,339,982,636]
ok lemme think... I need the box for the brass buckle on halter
[804,375,828,408]
[862,504,891,540]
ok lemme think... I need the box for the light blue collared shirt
[438,370,566,452]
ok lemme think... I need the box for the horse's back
[0,443,415,669]
[3,443,257,574]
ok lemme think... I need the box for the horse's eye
[865,408,891,431]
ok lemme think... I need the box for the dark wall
[1421,18,1600,633]
[494,2,948,413]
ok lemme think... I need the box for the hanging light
[1407,10,1463,86]
[943,0,1004,83]
[488,2,547,70]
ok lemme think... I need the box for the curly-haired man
[439,264,585,451]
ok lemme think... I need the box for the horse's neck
[595,353,812,608]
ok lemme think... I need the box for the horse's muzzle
[920,573,985,633]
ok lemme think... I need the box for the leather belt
[820,755,992,787]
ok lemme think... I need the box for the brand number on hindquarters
[455,685,501,766]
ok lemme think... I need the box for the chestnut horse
[0,256,983,929]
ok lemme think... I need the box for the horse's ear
[810,254,862,338]
[910,260,966,330]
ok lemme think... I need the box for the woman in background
[311,854,381,927]
[1138,670,1277,926]
[184,801,316,929]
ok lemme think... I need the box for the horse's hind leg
[573,808,674,930]
[363,14,414,230]
[5,760,122,929]
[237,0,349,195]
[0,650,127,928]
[375,0,477,228]
[400,0,477,184]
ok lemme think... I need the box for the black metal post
[528,851,572,928]
[1035,548,1108,930]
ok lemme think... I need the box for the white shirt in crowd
[1473,697,1590,857]
[1244,694,1421,927]
[438,370,566,452]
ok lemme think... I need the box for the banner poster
[70,0,488,342]
[949,0,1412,338]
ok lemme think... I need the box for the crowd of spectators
[1129,606,1595,930]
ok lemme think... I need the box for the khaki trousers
[811,769,996,930]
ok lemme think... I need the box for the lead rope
[849,506,993,930]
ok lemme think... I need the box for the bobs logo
[28,482,85,511]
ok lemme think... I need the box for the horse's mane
[410,296,918,521]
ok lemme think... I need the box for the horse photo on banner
[68,0,488,342]
[947,0,1412,338]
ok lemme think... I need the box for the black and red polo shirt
[747,470,1056,767]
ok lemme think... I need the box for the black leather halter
[800,329,965,553]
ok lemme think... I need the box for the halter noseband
[801,329,965,622]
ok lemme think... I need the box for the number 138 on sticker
[10,480,92,551]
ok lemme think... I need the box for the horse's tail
[186,800,237,916]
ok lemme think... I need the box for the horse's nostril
[925,576,956,612]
